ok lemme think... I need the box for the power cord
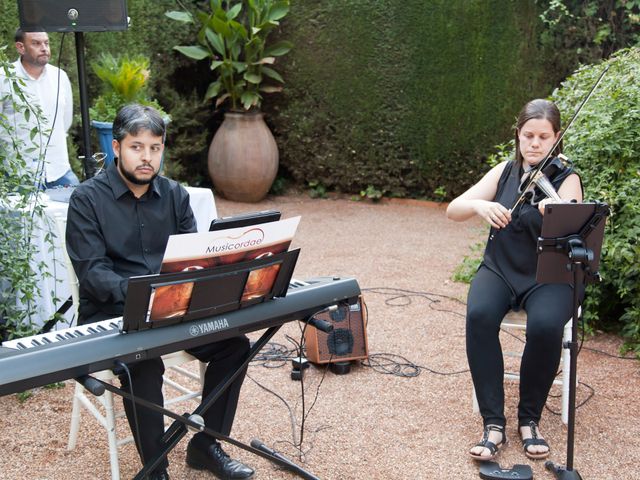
[113,360,144,461]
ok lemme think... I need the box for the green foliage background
[271,0,548,199]
[553,48,640,354]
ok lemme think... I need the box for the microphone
[76,375,105,396]
[307,316,333,333]
[250,439,321,480]
[250,438,273,454]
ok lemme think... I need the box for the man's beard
[119,161,158,186]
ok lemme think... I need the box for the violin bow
[510,64,610,213]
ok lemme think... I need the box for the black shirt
[66,161,197,322]
[482,160,577,308]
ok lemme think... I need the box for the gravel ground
[0,193,638,480]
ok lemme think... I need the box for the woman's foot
[469,424,507,461]
[520,421,550,459]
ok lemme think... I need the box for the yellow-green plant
[90,53,165,122]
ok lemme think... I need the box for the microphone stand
[73,31,96,179]
[537,203,609,479]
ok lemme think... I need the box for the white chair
[67,351,206,480]
[54,212,207,479]
[53,212,80,325]
[472,310,575,425]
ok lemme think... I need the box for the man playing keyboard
[66,104,254,480]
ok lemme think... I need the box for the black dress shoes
[148,469,170,480]
[186,440,255,479]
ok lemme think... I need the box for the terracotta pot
[208,112,279,202]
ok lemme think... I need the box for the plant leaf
[244,72,262,84]
[260,85,283,93]
[210,60,224,71]
[268,3,290,21]
[262,66,284,83]
[255,57,276,65]
[173,45,210,60]
[215,93,230,108]
[165,11,193,23]
[211,15,231,38]
[206,29,226,56]
[204,81,222,101]
[264,41,293,57]
[241,91,260,110]
[227,3,242,20]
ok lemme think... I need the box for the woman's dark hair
[112,104,165,143]
[514,99,562,166]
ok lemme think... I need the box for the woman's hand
[475,200,511,229]
[538,198,554,216]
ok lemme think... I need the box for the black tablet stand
[536,202,609,479]
[77,250,322,480]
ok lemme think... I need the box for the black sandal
[521,421,550,460]
[469,424,507,461]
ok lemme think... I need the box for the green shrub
[552,47,640,355]
[270,0,551,200]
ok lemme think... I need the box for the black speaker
[18,0,128,33]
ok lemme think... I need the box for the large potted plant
[90,53,167,165]
[166,0,292,202]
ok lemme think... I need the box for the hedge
[269,0,551,199]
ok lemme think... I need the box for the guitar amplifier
[305,295,369,364]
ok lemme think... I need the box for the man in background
[0,29,78,188]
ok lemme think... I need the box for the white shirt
[0,59,73,182]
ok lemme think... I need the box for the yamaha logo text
[189,318,230,337]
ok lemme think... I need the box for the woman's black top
[481,160,577,308]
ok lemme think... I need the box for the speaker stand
[73,31,96,179]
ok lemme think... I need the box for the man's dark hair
[15,28,47,43]
[112,104,166,143]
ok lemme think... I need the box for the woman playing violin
[446,99,582,462]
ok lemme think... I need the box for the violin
[517,154,573,207]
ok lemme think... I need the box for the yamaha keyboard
[0,277,360,396]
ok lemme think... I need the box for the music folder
[121,214,301,332]
[536,202,608,284]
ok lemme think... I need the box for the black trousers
[466,266,574,428]
[117,335,250,470]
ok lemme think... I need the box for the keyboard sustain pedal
[479,462,533,480]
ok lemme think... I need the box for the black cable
[246,304,339,460]
[113,360,144,462]
[361,352,469,377]
[362,286,466,318]
[246,373,299,446]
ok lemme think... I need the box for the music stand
[536,202,609,479]
[76,250,323,480]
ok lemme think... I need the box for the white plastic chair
[53,212,80,324]
[472,310,576,425]
[67,352,206,480]
[55,213,207,479]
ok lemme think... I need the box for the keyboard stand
[77,324,321,480]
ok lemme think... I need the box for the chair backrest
[53,212,80,323]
